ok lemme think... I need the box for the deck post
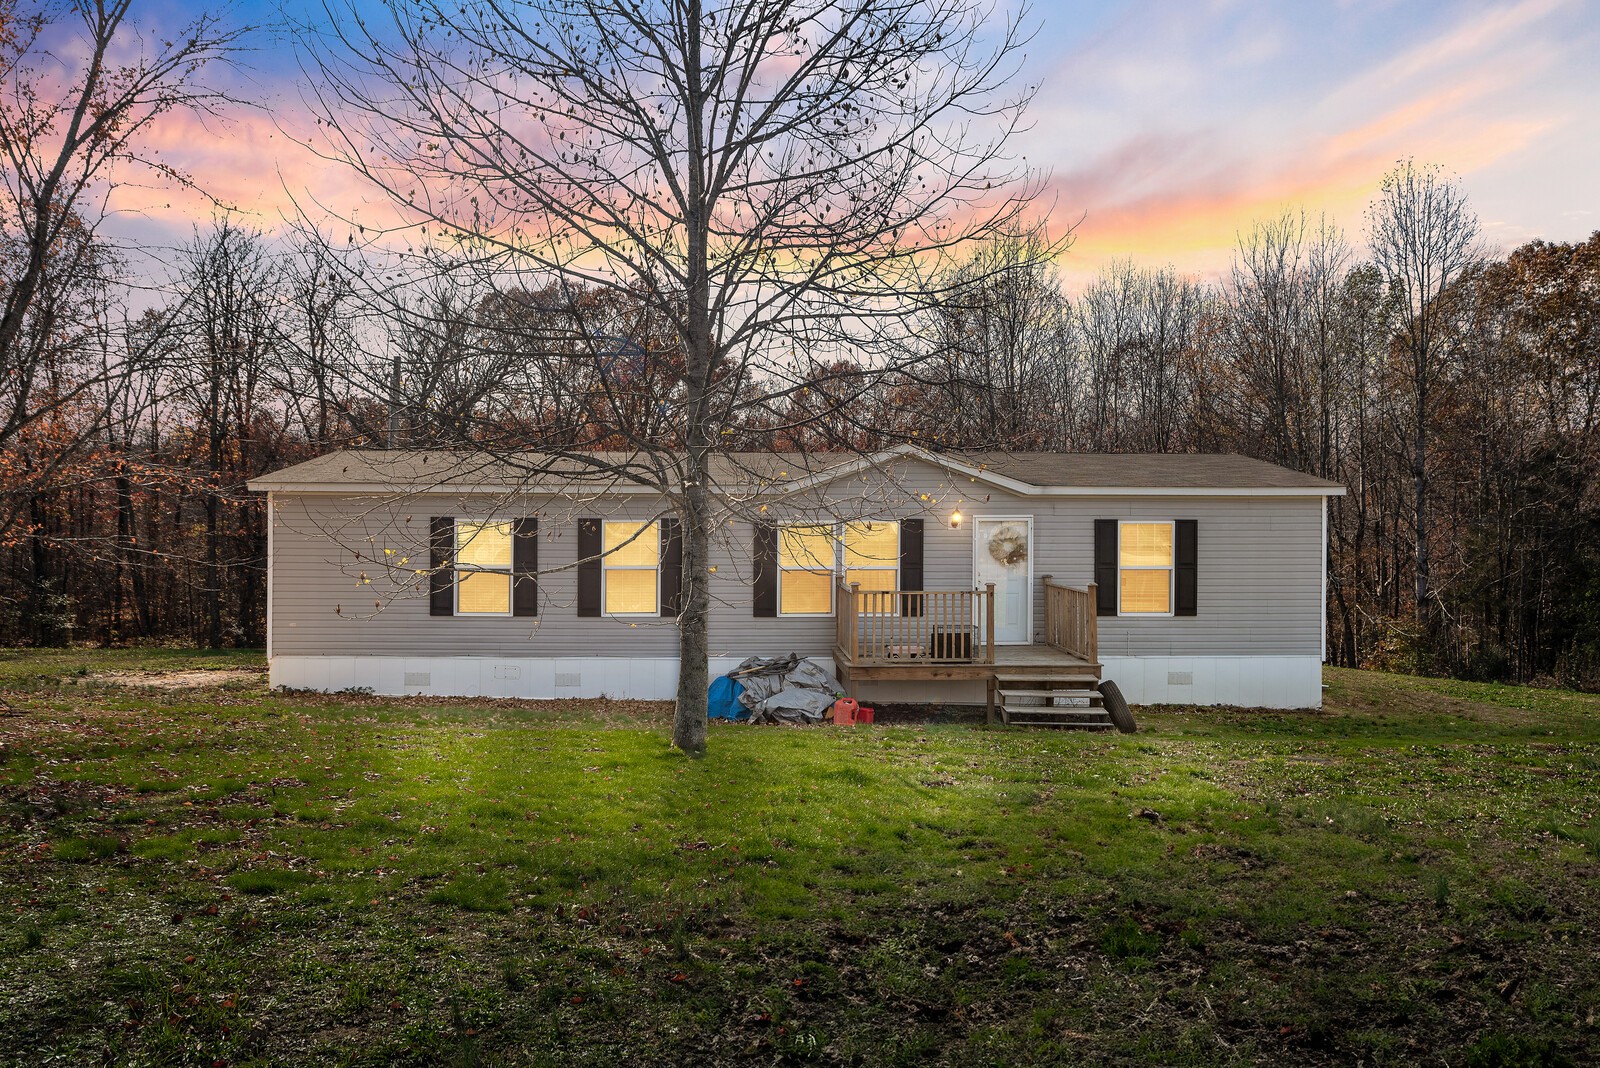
[1041,574,1055,652]
[984,582,996,663]
[850,582,861,663]
[1085,581,1098,662]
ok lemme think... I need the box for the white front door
[973,517,1032,644]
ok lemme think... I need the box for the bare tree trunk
[670,0,712,755]
[1413,393,1429,625]
[114,471,151,639]
[674,475,711,755]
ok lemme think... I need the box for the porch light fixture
[949,509,963,529]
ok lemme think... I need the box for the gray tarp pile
[729,654,843,724]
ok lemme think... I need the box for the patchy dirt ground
[89,668,266,689]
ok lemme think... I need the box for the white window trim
[777,523,837,618]
[454,519,515,618]
[769,520,902,618]
[843,520,901,618]
[1117,519,1175,618]
[601,519,662,617]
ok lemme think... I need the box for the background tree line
[2,0,1594,689]
[5,185,1597,687]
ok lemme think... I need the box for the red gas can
[831,697,858,725]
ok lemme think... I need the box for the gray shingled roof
[957,452,1344,490]
[246,449,851,491]
[248,446,1343,494]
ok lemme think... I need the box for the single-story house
[247,444,1344,711]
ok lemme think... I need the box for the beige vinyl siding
[267,456,1326,661]
[1017,498,1323,657]
[269,493,837,658]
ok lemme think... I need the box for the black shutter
[577,518,601,617]
[429,517,455,616]
[899,518,924,617]
[659,517,683,617]
[1175,519,1197,617]
[1093,519,1118,617]
[753,524,777,617]
[512,517,538,617]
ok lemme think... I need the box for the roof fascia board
[248,479,1344,499]
[793,445,1347,497]
[904,447,1045,497]
[244,480,671,495]
[751,446,909,495]
[1037,486,1345,497]
[763,443,1043,498]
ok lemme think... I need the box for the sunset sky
[119,0,1600,288]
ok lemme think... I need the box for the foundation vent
[1167,671,1193,687]
[555,672,582,688]
[404,671,432,688]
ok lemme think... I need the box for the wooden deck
[832,576,1104,725]
[832,641,1100,683]
[833,640,1103,725]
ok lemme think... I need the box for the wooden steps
[993,667,1111,730]
[998,687,1101,702]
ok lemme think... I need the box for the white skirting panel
[270,655,835,701]
[1099,655,1323,709]
[273,654,1322,709]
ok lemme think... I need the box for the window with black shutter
[1093,519,1117,616]
[1175,519,1197,617]
[512,517,538,617]
[429,517,455,616]
[899,518,924,616]
[576,519,601,617]
[753,524,778,617]
[659,518,683,617]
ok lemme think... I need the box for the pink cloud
[1026,0,1586,285]
[104,105,383,235]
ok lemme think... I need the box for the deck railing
[835,582,996,665]
[1042,576,1098,663]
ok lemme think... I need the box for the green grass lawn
[0,654,1596,1066]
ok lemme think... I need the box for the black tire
[1098,679,1137,734]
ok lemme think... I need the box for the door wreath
[985,523,1029,568]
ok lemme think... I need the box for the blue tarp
[707,674,746,720]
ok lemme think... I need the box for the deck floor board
[834,643,1099,682]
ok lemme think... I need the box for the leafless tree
[1226,211,1350,472]
[921,220,1075,448]
[273,234,363,447]
[1071,261,1207,453]
[164,221,286,646]
[0,1,248,509]
[1366,160,1481,626]
[294,0,1053,753]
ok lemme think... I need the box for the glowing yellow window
[844,522,898,612]
[779,525,835,615]
[455,521,513,615]
[457,521,513,568]
[603,521,659,614]
[1119,522,1173,615]
[457,569,511,614]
